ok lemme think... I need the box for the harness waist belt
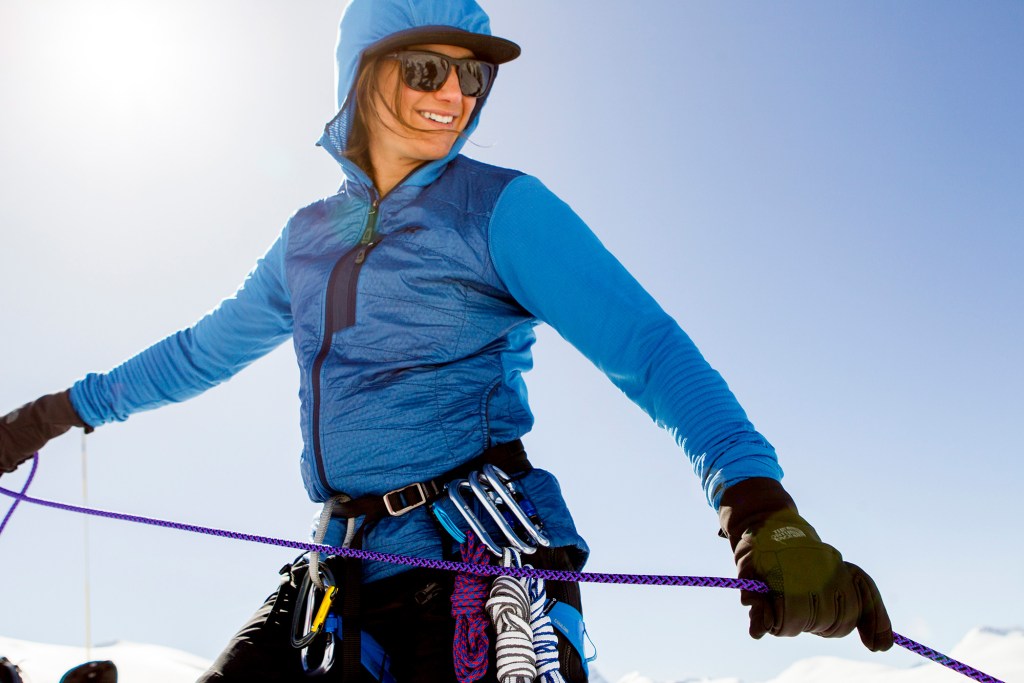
[331,439,532,524]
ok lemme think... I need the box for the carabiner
[448,479,502,555]
[467,470,536,554]
[291,559,337,676]
[479,464,551,549]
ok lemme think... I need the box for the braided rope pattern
[893,633,1005,683]
[0,461,1007,683]
[487,548,536,682]
[0,482,770,589]
[451,531,492,683]
[0,455,37,536]
[527,566,565,682]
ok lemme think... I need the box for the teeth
[421,111,454,124]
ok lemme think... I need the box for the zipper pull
[354,240,376,265]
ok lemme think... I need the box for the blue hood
[318,0,504,187]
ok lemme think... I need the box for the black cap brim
[363,26,520,64]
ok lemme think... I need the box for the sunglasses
[385,50,496,99]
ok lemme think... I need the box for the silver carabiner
[479,464,551,549]
[467,470,537,554]
[291,560,337,676]
[448,479,503,555]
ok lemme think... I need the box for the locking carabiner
[291,559,338,676]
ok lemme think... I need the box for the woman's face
[366,43,480,184]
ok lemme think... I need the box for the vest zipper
[310,196,380,494]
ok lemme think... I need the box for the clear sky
[1,1,1021,682]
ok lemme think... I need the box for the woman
[0,0,893,681]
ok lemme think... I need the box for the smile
[419,111,455,125]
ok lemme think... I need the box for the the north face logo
[770,526,807,543]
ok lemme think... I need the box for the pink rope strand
[451,530,493,683]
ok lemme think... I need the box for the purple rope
[0,455,1007,683]
[0,453,39,536]
[0,474,764,587]
[893,633,1005,683]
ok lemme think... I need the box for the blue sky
[1,1,1021,681]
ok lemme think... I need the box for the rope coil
[527,571,564,682]
[451,531,492,683]
[487,548,536,683]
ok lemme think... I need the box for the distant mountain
[613,672,740,683]
[608,627,1024,683]
[2,628,1021,683]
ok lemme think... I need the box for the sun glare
[46,2,200,128]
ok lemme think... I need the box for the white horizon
[2,626,1021,683]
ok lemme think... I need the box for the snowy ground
[0,638,210,683]
[613,628,1024,683]
[1,627,1021,683]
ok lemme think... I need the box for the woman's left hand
[719,478,894,651]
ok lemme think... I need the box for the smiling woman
[3,1,1021,682]
[3,0,896,680]
[355,43,484,195]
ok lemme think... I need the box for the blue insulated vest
[287,156,536,503]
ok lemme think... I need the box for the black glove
[719,478,893,652]
[1,390,92,474]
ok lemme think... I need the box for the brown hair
[343,56,417,179]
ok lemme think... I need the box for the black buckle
[383,482,428,517]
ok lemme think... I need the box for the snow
[1,627,1021,683]
[611,628,1024,683]
[0,638,210,683]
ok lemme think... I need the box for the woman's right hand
[0,390,91,474]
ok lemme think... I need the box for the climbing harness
[0,455,1009,683]
[292,440,536,680]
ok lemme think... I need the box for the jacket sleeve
[69,231,294,427]
[489,175,782,508]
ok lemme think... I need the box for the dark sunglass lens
[396,53,493,97]
[457,61,493,98]
[402,54,448,92]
